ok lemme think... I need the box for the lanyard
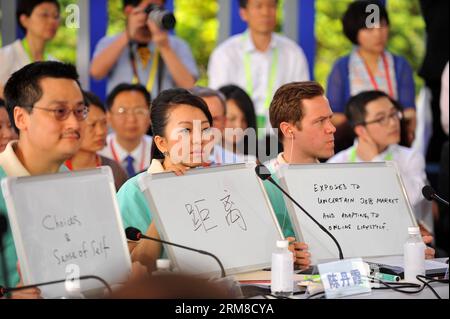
[243,33,279,111]
[22,38,49,62]
[110,139,146,172]
[65,155,101,171]
[130,44,160,93]
[349,147,393,162]
[359,52,394,98]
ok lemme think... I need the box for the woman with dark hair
[219,85,258,160]
[65,92,128,190]
[0,0,60,98]
[117,88,214,267]
[326,0,417,148]
[0,98,18,152]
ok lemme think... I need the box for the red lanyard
[110,139,146,172]
[65,155,101,171]
[360,52,394,98]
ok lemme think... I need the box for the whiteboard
[1,167,132,298]
[278,162,417,264]
[139,163,283,277]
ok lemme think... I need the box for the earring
[163,151,170,157]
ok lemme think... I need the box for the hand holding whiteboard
[1,167,132,298]
[278,162,416,264]
[139,163,283,276]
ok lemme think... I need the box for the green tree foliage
[46,0,78,63]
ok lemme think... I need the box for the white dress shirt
[98,133,153,175]
[328,142,433,231]
[208,31,310,130]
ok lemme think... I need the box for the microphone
[255,164,344,260]
[0,275,112,298]
[125,227,226,278]
[422,185,449,206]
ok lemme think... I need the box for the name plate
[318,258,371,299]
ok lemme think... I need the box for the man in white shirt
[208,0,309,131]
[0,61,87,296]
[327,90,433,233]
[98,83,152,177]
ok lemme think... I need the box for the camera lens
[145,4,176,31]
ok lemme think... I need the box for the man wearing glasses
[99,83,152,177]
[0,61,87,290]
[328,90,433,238]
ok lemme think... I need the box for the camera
[144,4,176,31]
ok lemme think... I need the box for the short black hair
[16,0,60,33]
[238,0,278,9]
[150,88,212,160]
[345,90,402,127]
[0,98,5,109]
[122,0,166,8]
[83,91,106,113]
[342,0,389,45]
[4,61,82,134]
[106,83,151,111]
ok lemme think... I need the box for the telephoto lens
[145,4,176,30]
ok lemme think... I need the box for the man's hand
[147,19,170,50]
[422,235,436,259]
[286,237,311,270]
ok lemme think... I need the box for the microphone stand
[256,165,344,260]
[0,275,112,298]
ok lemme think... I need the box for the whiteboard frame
[1,167,132,297]
[278,161,418,262]
[139,162,284,277]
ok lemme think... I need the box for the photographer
[90,0,198,96]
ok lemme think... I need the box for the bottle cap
[156,259,171,270]
[276,240,289,248]
[408,226,420,235]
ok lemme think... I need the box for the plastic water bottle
[271,240,294,297]
[152,259,171,276]
[403,226,425,283]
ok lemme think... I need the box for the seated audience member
[191,86,256,164]
[117,88,309,270]
[90,0,198,96]
[117,88,214,268]
[219,84,258,160]
[0,61,87,289]
[0,99,18,152]
[0,0,60,98]
[327,90,435,251]
[98,83,152,177]
[267,82,434,263]
[327,0,417,149]
[65,91,128,190]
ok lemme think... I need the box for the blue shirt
[93,34,199,95]
[326,52,416,113]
